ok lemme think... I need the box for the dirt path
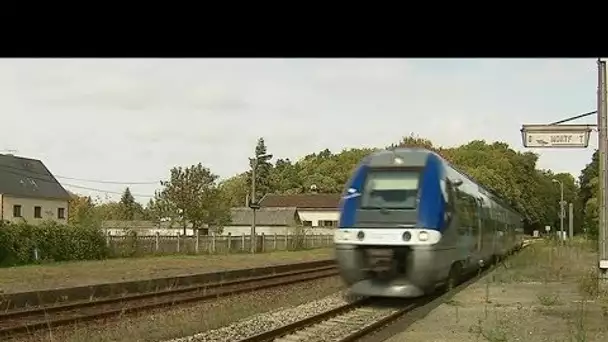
[387,239,608,342]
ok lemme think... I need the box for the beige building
[258,193,341,228]
[0,154,70,224]
[223,207,305,236]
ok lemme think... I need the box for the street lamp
[249,153,271,253]
[552,179,565,242]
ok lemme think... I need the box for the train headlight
[335,230,349,241]
[418,231,429,242]
[357,231,365,240]
[402,231,411,241]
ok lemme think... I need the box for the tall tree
[158,163,229,235]
[118,187,141,220]
[247,137,273,202]
[578,150,600,238]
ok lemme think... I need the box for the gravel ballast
[13,276,345,342]
[167,291,354,342]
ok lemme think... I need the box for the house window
[13,205,22,218]
[318,220,338,227]
[303,220,312,227]
[58,208,65,219]
[34,206,42,218]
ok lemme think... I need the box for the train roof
[366,148,437,168]
[371,148,523,217]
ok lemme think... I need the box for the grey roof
[0,154,71,200]
[229,207,300,226]
[259,194,340,209]
[102,220,197,229]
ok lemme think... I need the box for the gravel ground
[167,291,354,342]
[12,275,345,342]
[274,305,402,342]
[0,248,334,293]
[386,239,608,342]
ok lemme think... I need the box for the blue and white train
[334,148,525,298]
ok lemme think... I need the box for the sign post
[598,58,608,290]
[520,124,593,148]
[520,58,608,291]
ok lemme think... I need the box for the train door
[476,196,484,254]
[494,209,506,257]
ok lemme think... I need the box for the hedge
[0,220,109,267]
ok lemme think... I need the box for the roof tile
[0,154,70,200]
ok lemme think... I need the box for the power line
[0,165,156,198]
[55,175,159,185]
[0,164,160,185]
[61,183,155,198]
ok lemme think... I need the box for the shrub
[287,226,308,251]
[0,220,109,267]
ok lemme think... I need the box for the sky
[0,58,600,203]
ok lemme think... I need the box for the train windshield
[360,169,420,210]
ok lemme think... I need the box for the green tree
[158,163,229,235]
[219,173,250,207]
[579,150,599,207]
[95,201,122,220]
[247,137,274,202]
[67,193,99,226]
[578,150,600,238]
[119,187,137,220]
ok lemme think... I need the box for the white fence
[106,233,335,257]
[103,226,336,237]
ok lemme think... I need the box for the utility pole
[598,58,608,290]
[250,158,258,254]
[552,179,565,242]
[568,203,574,239]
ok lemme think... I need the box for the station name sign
[520,124,593,148]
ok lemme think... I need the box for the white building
[221,193,341,236]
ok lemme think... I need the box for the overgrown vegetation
[403,239,607,342]
[0,221,108,267]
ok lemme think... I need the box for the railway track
[235,297,421,342]
[232,242,533,342]
[0,264,339,339]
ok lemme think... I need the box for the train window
[361,170,420,209]
[456,191,480,234]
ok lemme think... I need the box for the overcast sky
[0,58,599,203]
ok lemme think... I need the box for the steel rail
[0,266,339,339]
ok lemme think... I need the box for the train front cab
[334,151,453,298]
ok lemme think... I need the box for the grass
[13,275,345,342]
[470,238,608,342]
[390,238,608,342]
[0,248,334,294]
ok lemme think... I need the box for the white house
[0,153,70,224]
